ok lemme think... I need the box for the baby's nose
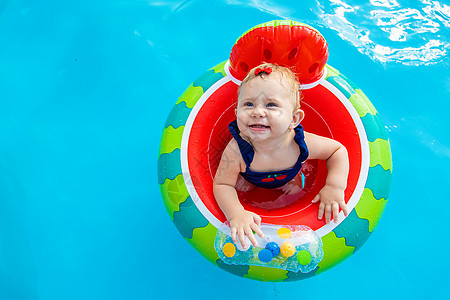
[251,105,266,117]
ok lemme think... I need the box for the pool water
[1,0,449,299]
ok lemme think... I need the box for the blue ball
[265,242,280,257]
[258,249,273,263]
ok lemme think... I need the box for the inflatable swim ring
[158,20,392,282]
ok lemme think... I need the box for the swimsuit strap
[228,120,254,167]
[293,123,309,163]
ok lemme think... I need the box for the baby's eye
[266,102,277,107]
[243,102,254,107]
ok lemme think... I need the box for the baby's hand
[312,185,349,223]
[229,210,264,249]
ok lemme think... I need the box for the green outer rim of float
[157,61,392,282]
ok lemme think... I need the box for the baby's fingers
[341,202,349,217]
[312,194,320,203]
[245,227,259,247]
[252,213,262,226]
[332,203,339,223]
[250,223,264,239]
[324,204,332,223]
[318,202,325,220]
[231,227,238,244]
[237,229,248,249]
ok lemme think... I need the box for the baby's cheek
[237,110,251,121]
[273,109,285,118]
[278,110,286,118]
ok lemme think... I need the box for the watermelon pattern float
[157,20,392,282]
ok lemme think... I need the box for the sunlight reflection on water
[315,0,450,65]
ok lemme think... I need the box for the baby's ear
[291,109,304,129]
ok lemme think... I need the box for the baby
[213,63,349,249]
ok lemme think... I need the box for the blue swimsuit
[228,120,309,189]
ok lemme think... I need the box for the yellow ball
[277,227,292,239]
[280,242,295,257]
[223,243,236,258]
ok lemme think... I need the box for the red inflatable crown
[228,20,329,84]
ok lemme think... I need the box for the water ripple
[315,0,450,65]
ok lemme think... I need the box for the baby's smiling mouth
[249,124,270,131]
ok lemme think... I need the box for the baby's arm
[213,141,264,249]
[305,132,350,223]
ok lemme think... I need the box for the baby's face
[236,73,300,143]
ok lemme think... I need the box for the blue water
[1,0,449,299]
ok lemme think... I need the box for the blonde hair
[237,63,301,111]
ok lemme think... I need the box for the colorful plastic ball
[280,242,296,257]
[265,242,280,257]
[297,250,312,266]
[223,243,236,258]
[258,249,273,263]
[277,227,292,239]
